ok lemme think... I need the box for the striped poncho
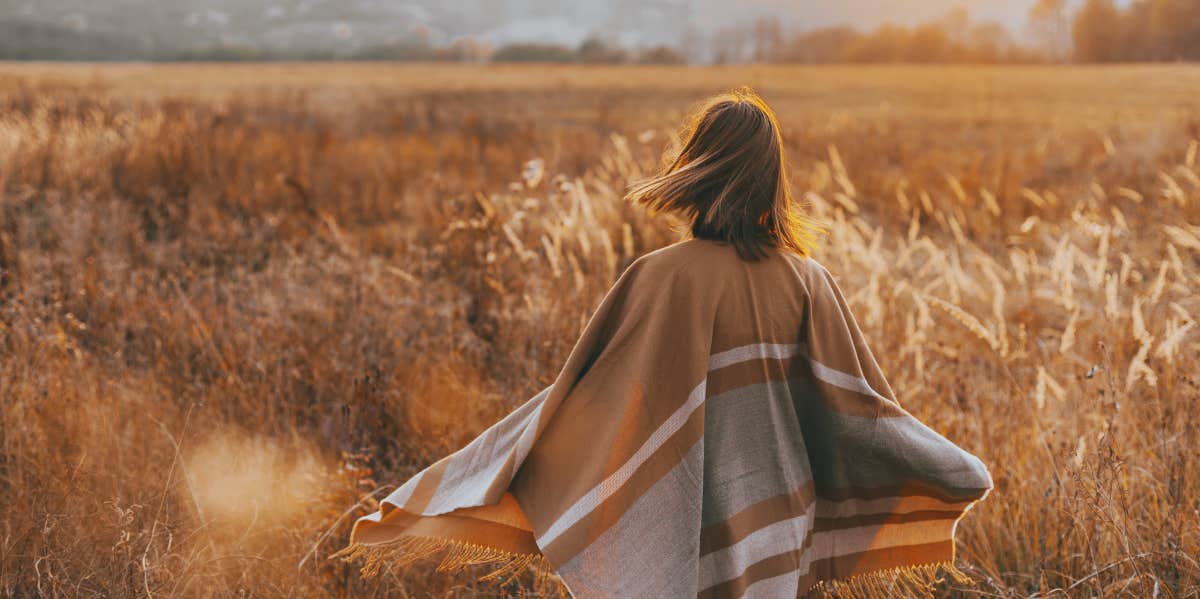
[340,238,993,598]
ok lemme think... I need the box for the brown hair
[625,87,817,260]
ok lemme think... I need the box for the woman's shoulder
[626,238,739,281]
[630,238,831,286]
[633,237,726,265]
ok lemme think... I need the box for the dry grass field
[1,63,1198,597]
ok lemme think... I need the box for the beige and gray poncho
[341,238,993,598]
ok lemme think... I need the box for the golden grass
[0,63,1198,597]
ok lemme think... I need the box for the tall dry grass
[0,64,1198,597]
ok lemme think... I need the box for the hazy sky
[7,0,1074,52]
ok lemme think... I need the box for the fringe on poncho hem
[335,536,974,599]
[806,561,974,599]
[333,536,566,597]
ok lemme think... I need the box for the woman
[339,88,992,598]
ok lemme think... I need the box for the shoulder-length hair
[625,87,817,260]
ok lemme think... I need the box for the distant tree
[353,39,433,61]
[435,38,491,62]
[1028,0,1071,60]
[1174,0,1200,59]
[752,18,785,62]
[637,45,686,64]
[968,22,1017,63]
[711,26,751,64]
[905,23,952,62]
[780,26,858,63]
[176,43,264,62]
[1073,0,1125,62]
[775,15,1044,65]
[844,25,911,63]
[678,25,703,63]
[0,20,145,60]
[576,37,627,63]
[1118,1,1154,60]
[1143,0,1200,60]
[939,7,972,46]
[491,42,575,63]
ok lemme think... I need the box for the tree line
[1069,0,1200,62]
[4,0,1199,63]
[481,1,1200,65]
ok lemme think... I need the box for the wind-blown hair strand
[625,87,817,260]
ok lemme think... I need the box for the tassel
[336,538,973,598]
[806,561,973,599]
[333,535,568,597]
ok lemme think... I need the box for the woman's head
[625,87,816,260]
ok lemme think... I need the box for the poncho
[339,238,993,598]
